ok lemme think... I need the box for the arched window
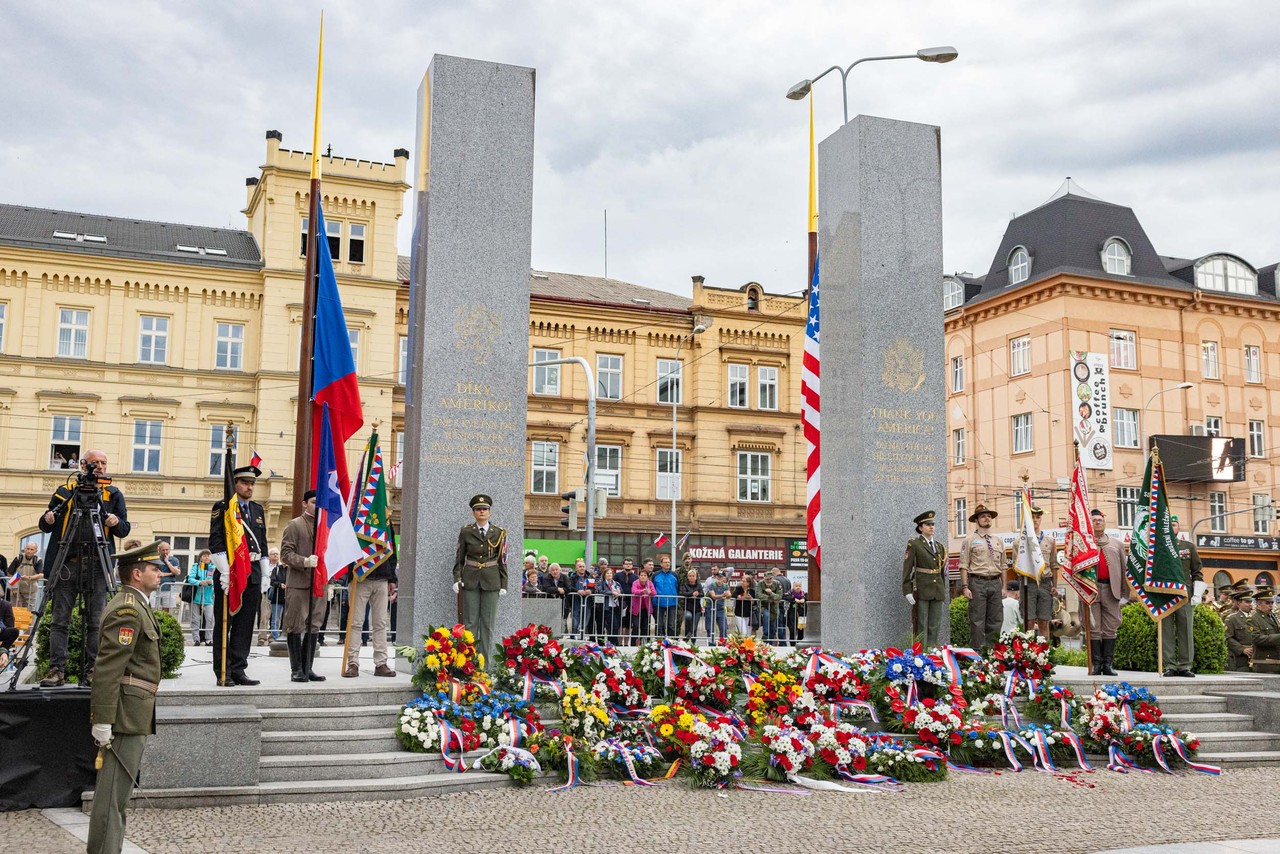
[746,287,760,311]
[1195,255,1257,296]
[1101,238,1132,276]
[1255,571,1274,588]
[1008,247,1030,285]
[943,277,964,311]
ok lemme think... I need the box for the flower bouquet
[948,723,1037,768]
[671,658,737,711]
[649,702,702,757]
[1101,681,1162,724]
[396,703,443,753]
[560,681,613,742]
[529,729,600,783]
[411,624,485,695]
[702,634,765,678]
[807,719,873,775]
[396,690,539,755]
[591,739,667,781]
[688,717,743,788]
[478,745,540,785]
[897,697,964,749]
[500,624,567,699]
[866,739,948,783]
[563,640,622,686]
[986,629,1052,697]
[592,659,649,713]
[1114,723,1202,769]
[744,671,817,728]
[878,648,950,702]
[632,640,670,696]
[1076,689,1126,750]
[755,724,816,780]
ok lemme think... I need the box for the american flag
[801,261,821,566]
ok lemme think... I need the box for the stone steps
[261,728,401,756]
[259,704,402,732]
[259,751,448,783]
[1195,750,1280,769]
[1148,695,1230,715]
[1160,712,1257,733]
[158,684,417,709]
[1190,730,1280,754]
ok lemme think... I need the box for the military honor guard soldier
[1162,516,1205,677]
[902,510,948,649]
[959,503,1004,650]
[453,494,508,667]
[281,489,327,683]
[87,540,165,854]
[209,462,269,686]
[1247,587,1280,674]
[1224,588,1256,672]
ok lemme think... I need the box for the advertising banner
[1070,350,1112,470]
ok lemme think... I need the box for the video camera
[72,469,111,494]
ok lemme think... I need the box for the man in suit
[1247,588,1280,674]
[1224,589,1256,672]
[1089,509,1128,676]
[86,540,164,854]
[1163,516,1205,677]
[208,463,268,686]
[453,494,507,669]
[902,510,948,649]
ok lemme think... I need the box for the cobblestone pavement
[5,767,1280,854]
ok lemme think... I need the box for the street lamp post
[786,46,958,125]
[670,324,706,568]
[1143,382,1194,446]
[529,356,597,564]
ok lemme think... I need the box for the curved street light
[786,46,959,125]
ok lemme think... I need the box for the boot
[305,633,326,682]
[1090,641,1102,675]
[1100,639,1118,676]
[288,633,308,683]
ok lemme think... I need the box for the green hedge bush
[949,597,970,647]
[37,601,186,680]
[1112,603,1226,674]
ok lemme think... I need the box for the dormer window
[1195,254,1257,296]
[943,276,964,311]
[1102,238,1132,276]
[1008,247,1030,285]
[746,286,761,311]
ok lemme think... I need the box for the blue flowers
[1100,682,1157,705]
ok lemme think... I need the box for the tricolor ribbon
[998,694,1023,729]
[609,703,649,719]
[742,673,757,694]
[1059,731,1094,771]
[833,765,904,792]
[1030,730,1058,772]
[598,739,653,787]
[830,699,879,724]
[521,671,565,702]
[436,713,467,774]
[660,639,697,688]
[547,745,582,792]
[910,747,946,772]
[1048,686,1072,729]
[937,646,982,688]
[905,679,919,708]
[996,732,1024,772]
[946,761,995,775]
[1119,702,1135,734]
[1106,744,1150,774]
[1158,735,1221,776]
[802,648,851,682]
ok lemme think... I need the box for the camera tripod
[8,480,119,691]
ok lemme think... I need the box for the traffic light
[593,487,608,520]
[560,488,581,530]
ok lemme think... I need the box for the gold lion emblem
[453,305,501,366]
[882,337,926,393]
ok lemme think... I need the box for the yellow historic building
[945,182,1280,591]
[0,132,808,576]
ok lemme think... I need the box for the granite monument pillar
[399,56,535,666]
[817,114,947,653]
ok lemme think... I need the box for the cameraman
[36,449,130,687]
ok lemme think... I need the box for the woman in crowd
[630,567,656,643]
[186,549,216,645]
[600,567,623,645]
[521,567,542,596]
[679,568,703,642]
[733,576,754,637]
[785,581,807,646]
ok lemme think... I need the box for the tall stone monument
[818,115,947,653]
[399,56,535,663]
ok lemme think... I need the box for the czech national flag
[314,403,365,595]
[310,207,363,498]
[6,573,20,589]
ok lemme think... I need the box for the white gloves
[904,593,916,606]
[211,552,230,580]
[304,555,319,568]
[499,589,508,596]
[1119,598,1129,606]
[1193,581,1207,601]
[249,552,261,562]
[92,724,113,746]
[453,581,462,594]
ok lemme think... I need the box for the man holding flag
[209,458,268,687]
[343,430,397,678]
[1125,446,1190,677]
[281,490,327,683]
[1019,505,1057,642]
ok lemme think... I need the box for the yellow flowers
[651,704,671,719]
[677,713,694,730]
[660,723,675,737]
[463,630,475,644]
[425,639,439,652]
[425,654,441,670]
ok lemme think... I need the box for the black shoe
[304,633,326,682]
[1162,669,1178,677]
[1179,669,1197,677]
[231,673,260,686]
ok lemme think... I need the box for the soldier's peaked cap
[1230,589,1256,601]
[233,464,261,481]
[1231,578,1252,591]
[469,494,492,509]
[117,540,164,570]
[913,511,936,527]
[1254,586,1275,599]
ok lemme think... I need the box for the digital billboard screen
[1150,435,1246,482]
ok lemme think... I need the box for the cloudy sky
[4,1,1279,297]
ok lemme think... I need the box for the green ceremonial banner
[522,538,594,566]
[1124,450,1187,620]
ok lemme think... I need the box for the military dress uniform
[453,494,508,667]
[87,542,163,854]
[902,510,948,649]
[959,503,1004,650]
[1247,589,1280,674]
[1223,591,1256,672]
[1162,532,1203,676]
[208,464,269,686]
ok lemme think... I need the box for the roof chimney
[265,130,283,142]
[691,275,705,285]
[393,148,410,160]
[245,177,259,187]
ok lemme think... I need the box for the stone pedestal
[399,56,535,664]
[817,115,947,653]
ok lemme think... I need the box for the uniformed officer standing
[1020,507,1058,641]
[209,463,269,686]
[902,510,948,649]
[86,541,164,854]
[281,489,326,683]
[1224,589,1256,672]
[1247,588,1280,674]
[453,494,508,668]
[1162,516,1205,678]
[959,503,1003,650]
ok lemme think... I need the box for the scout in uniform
[87,541,164,854]
[208,462,269,686]
[902,510,948,649]
[1022,506,1058,641]
[959,503,1003,650]
[1223,589,1256,672]
[1247,587,1280,674]
[1162,516,1204,677]
[453,494,508,668]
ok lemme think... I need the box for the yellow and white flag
[1014,487,1047,581]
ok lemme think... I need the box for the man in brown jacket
[1089,509,1128,676]
[281,490,325,683]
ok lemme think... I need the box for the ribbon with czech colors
[660,639,697,688]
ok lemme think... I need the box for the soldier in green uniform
[453,494,508,668]
[1162,516,1205,677]
[902,510,948,649]
[87,540,165,854]
[1223,589,1256,672]
[1247,588,1280,674]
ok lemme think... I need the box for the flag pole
[804,93,821,604]
[340,431,374,676]
[1074,440,1095,676]
[1020,475,1031,633]
[220,424,234,687]
[291,11,324,517]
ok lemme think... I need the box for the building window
[728,364,748,408]
[954,498,968,537]
[50,415,82,469]
[399,336,409,385]
[215,322,244,370]
[597,354,622,400]
[0,303,7,352]
[1245,345,1262,383]
[532,349,561,395]
[596,445,622,497]
[1205,416,1222,437]
[943,277,964,311]
[657,448,682,500]
[1009,335,1031,376]
[1249,419,1265,458]
[208,424,239,477]
[737,452,771,502]
[1110,329,1137,370]
[347,328,360,374]
[1195,255,1257,296]
[131,420,162,473]
[1012,413,1033,454]
[657,359,682,405]
[326,218,342,261]
[1209,491,1227,533]
[349,223,366,264]
[1115,408,1140,449]
[530,441,558,494]
[1201,341,1219,380]
[393,430,404,487]
[1008,247,1030,285]
[137,315,169,364]
[757,366,779,411]
[57,308,90,358]
[299,216,309,256]
[950,356,964,393]
[1254,495,1272,535]
[952,428,966,465]
[1116,486,1140,529]
[1102,238,1132,276]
